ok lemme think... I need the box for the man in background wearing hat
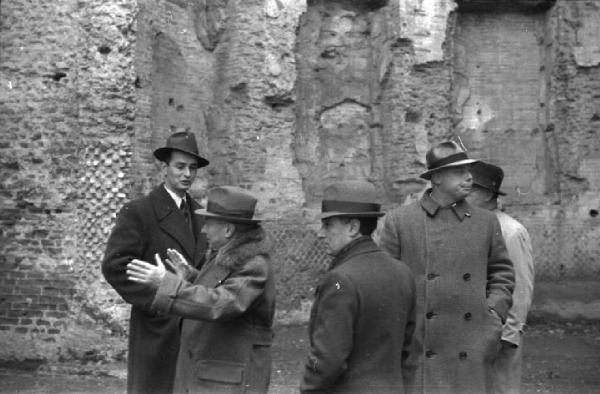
[102,131,210,394]
[126,186,275,393]
[466,161,534,394]
[377,141,514,394]
[301,181,417,393]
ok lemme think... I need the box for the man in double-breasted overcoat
[301,181,417,393]
[102,131,209,394]
[127,186,275,394]
[378,141,515,394]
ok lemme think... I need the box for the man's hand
[164,248,192,279]
[127,254,167,289]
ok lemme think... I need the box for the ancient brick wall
[1,0,600,363]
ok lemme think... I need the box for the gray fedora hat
[153,131,210,168]
[195,186,261,224]
[420,141,477,180]
[320,181,384,220]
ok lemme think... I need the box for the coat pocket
[194,360,245,390]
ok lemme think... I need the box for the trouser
[491,339,522,394]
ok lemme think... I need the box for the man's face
[434,165,473,201]
[319,216,353,255]
[163,151,198,195]
[201,218,230,250]
[465,185,492,208]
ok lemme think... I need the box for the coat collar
[329,236,380,270]
[420,189,471,221]
[150,185,202,260]
[196,227,271,288]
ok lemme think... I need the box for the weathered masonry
[1,0,599,362]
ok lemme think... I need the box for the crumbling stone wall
[1,0,600,362]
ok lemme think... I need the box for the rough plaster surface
[2,0,600,362]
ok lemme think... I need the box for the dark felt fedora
[470,161,506,196]
[320,181,384,220]
[153,131,209,168]
[420,141,478,180]
[195,186,261,224]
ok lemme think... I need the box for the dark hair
[356,217,378,236]
[232,222,260,234]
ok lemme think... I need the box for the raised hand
[165,248,193,278]
[127,253,167,289]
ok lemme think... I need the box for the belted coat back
[102,185,208,394]
[378,193,514,394]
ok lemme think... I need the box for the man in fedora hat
[102,131,210,394]
[466,161,534,394]
[126,186,275,394]
[377,141,514,394]
[300,181,417,393]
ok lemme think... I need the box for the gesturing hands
[127,249,192,288]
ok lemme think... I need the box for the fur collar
[212,226,272,270]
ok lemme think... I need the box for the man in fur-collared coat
[377,141,515,394]
[102,131,209,394]
[127,186,275,394]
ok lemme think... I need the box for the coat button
[427,273,438,280]
[464,312,472,321]
[426,350,436,358]
[426,311,436,319]
[462,273,471,281]
[459,351,468,360]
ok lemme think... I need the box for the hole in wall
[590,209,598,218]
[98,45,111,55]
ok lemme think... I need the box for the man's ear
[348,218,361,237]
[224,222,236,239]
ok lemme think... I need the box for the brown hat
[320,181,384,220]
[420,141,478,180]
[470,161,506,196]
[153,131,210,168]
[195,186,261,224]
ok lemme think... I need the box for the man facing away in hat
[126,186,275,394]
[466,161,534,394]
[102,131,210,394]
[301,181,417,394]
[377,141,515,394]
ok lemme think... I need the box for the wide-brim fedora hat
[420,140,478,180]
[470,161,506,196]
[320,181,384,220]
[195,186,261,224]
[153,131,210,168]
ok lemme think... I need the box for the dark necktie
[180,199,193,233]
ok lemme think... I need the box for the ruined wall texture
[1,0,599,362]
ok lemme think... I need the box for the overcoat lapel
[151,187,196,261]
[189,198,208,267]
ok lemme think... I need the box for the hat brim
[194,209,261,224]
[420,159,478,180]
[473,182,507,196]
[320,211,385,220]
[154,147,210,168]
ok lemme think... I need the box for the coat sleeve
[486,216,515,323]
[151,256,268,321]
[503,225,534,342]
[101,201,156,311]
[300,272,357,393]
[376,210,402,260]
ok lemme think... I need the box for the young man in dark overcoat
[377,141,515,394]
[126,186,275,393]
[102,131,209,394]
[301,181,417,393]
